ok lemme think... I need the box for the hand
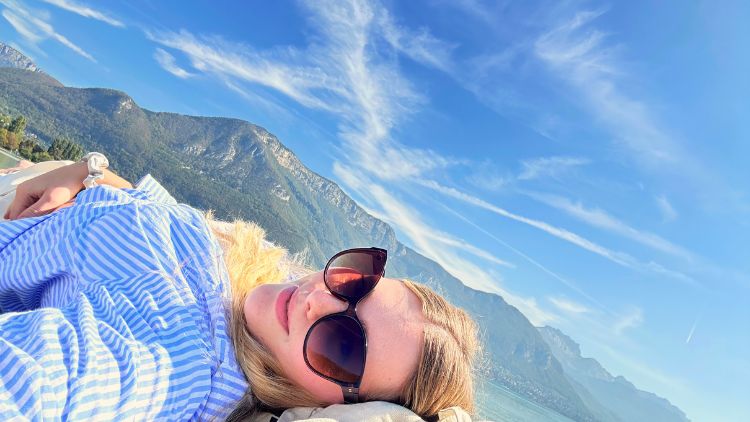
[4,162,88,220]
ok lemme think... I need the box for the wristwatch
[81,152,109,189]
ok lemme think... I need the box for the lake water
[0,148,19,168]
[476,380,575,422]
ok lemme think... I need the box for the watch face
[89,156,108,170]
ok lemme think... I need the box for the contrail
[438,202,610,313]
[685,316,700,344]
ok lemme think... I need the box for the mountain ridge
[538,326,690,422]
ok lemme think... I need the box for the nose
[305,288,348,322]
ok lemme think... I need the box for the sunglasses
[302,247,388,404]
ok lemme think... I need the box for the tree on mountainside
[9,115,26,134]
[48,137,84,161]
[2,129,20,150]
[1,113,25,151]
[0,112,85,163]
[17,138,35,158]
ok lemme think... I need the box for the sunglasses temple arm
[342,386,360,404]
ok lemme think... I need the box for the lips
[275,285,297,334]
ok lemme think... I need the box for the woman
[0,158,478,421]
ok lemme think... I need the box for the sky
[1,0,749,420]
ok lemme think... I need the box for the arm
[4,161,133,220]
[0,179,229,419]
[0,274,214,421]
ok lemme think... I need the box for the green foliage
[0,112,25,151]
[9,115,25,133]
[17,137,34,158]
[0,111,84,162]
[48,137,84,161]
[1,128,20,150]
[31,150,52,162]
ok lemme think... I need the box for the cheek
[281,330,344,404]
[288,356,345,404]
[243,285,278,346]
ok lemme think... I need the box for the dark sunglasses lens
[306,316,365,384]
[325,251,385,299]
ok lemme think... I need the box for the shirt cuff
[133,174,178,205]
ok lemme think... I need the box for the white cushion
[253,401,473,422]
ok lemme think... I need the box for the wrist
[81,152,109,188]
[72,161,89,180]
[70,162,89,192]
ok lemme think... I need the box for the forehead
[358,278,424,395]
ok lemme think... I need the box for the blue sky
[1,0,749,420]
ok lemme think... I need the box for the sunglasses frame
[302,247,388,404]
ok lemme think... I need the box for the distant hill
[539,326,690,422]
[0,45,682,421]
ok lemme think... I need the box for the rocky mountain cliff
[0,43,41,73]
[539,326,690,422]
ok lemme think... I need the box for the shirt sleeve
[0,184,227,420]
[0,274,214,421]
[0,178,196,313]
[133,174,178,205]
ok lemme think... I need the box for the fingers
[5,193,35,220]
[15,195,60,220]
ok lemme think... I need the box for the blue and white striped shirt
[0,175,249,420]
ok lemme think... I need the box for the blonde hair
[215,219,479,421]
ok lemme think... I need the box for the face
[243,271,425,404]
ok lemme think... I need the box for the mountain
[0,48,647,420]
[0,43,42,73]
[538,326,690,422]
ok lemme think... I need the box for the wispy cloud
[535,10,683,167]
[465,161,512,192]
[438,203,607,309]
[376,7,456,72]
[1,0,95,61]
[419,179,698,286]
[439,0,495,25]
[518,156,589,181]
[334,163,514,269]
[334,162,557,325]
[153,48,195,79]
[2,9,43,43]
[613,307,644,335]
[526,191,694,261]
[148,0,459,182]
[470,174,510,191]
[418,180,629,265]
[532,9,737,220]
[41,0,124,27]
[656,194,678,222]
[549,296,591,314]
